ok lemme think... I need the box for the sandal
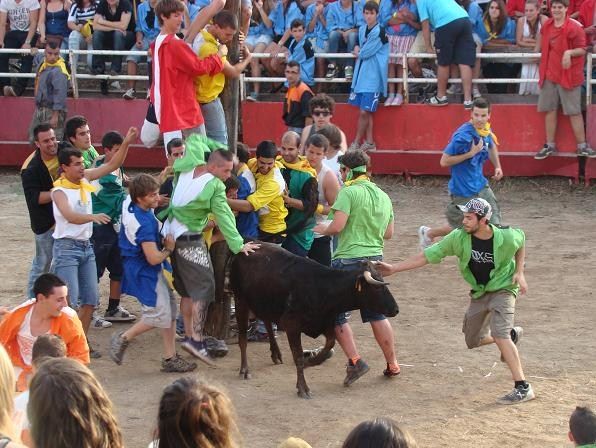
[426,95,448,106]
[383,363,401,377]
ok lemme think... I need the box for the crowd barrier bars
[0,48,594,105]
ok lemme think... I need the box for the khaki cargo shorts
[537,79,581,116]
[462,290,515,349]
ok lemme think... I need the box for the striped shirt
[67,1,97,24]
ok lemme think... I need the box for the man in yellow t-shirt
[192,10,253,145]
[227,140,288,244]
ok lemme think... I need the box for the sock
[515,380,528,389]
[546,142,556,149]
[349,356,361,366]
[577,142,587,150]
[107,298,120,312]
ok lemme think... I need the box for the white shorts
[245,34,273,47]
[141,272,177,329]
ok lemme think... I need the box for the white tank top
[314,163,332,238]
[52,183,93,240]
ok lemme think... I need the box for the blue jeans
[92,30,135,73]
[68,30,94,68]
[51,238,99,307]
[200,98,228,145]
[282,237,309,257]
[327,29,358,68]
[27,228,54,298]
[333,255,386,325]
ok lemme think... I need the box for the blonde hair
[0,345,18,441]
[155,377,240,448]
[28,357,123,448]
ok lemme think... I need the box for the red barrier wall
[0,97,586,181]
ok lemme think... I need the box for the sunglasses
[312,110,331,117]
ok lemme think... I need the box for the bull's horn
[363,271,389,286]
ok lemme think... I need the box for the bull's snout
[385,303,399,318]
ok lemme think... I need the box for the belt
[176,233,203,242]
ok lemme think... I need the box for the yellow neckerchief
[483,18,499,40]
[53,175,96,204]
[472,120,499,145]
[276,155,317,177]
[35,57,70,93]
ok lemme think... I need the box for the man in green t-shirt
[161,136,259,366]
[64,116,100,168]
[313,149,399,387]
[376,198,534,405]
[569,406,596,447]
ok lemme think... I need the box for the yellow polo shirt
[246,158,288,235]
[194,29,227,104]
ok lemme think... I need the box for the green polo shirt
[424,224,525,299]
[332,179,394,260]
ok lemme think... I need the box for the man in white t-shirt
[0,274,88,392]
[50,127,137,358]
[0,0,40,96]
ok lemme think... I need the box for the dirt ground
[1,171,595,448]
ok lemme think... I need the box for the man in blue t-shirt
[416,0,476,108]
[418,97,503,249]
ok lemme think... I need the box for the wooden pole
[222,0,241,152]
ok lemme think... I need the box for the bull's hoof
[297,389,312,399]
[271,354,283,365]
[239,369,251,380]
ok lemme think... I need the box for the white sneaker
[473,87,481,99]
[418,225,432,250]
[122,88,136,100]
[92,313,112,329]
[384,93,395,106]
[446,84,461,95]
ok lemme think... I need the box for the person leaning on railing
[0,0,40,97]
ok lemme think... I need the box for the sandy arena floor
[1,171,595,448]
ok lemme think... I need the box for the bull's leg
[285,325,311,399]
[236,297,251,380]
[305,327,336,368]
[264,320,283,365]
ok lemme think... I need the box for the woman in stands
[67,0,97,68]
[0,346,26,448]
[39,0,72,50]
[28,357,123,448]
[149,377,240,448]
[516,0,546,95]
[245,0,276,101]
[477,0,517,93]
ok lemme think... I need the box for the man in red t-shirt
[534,0,596,159]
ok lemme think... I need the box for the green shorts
[446,185,501,229]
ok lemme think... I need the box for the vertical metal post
[70,49,79,99]
[221,0,241,151]
[402,52,409,104]
[587,52,593,108]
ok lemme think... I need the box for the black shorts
[435,17,476,67]
[91,223,123,281]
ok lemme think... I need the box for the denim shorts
[51,238,99,307]
[333,256,386,325]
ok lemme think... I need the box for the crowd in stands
[2,0,596,101]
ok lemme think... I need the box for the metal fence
[1,48,594,105]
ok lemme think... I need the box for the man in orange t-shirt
[0,273,89,391]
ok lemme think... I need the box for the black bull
[230,242,399,399]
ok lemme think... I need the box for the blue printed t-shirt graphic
[119,199,163,307]
[444,122,492,197]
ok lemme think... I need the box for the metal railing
[1,48,594,106]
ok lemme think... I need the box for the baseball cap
[457,198,493,220]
